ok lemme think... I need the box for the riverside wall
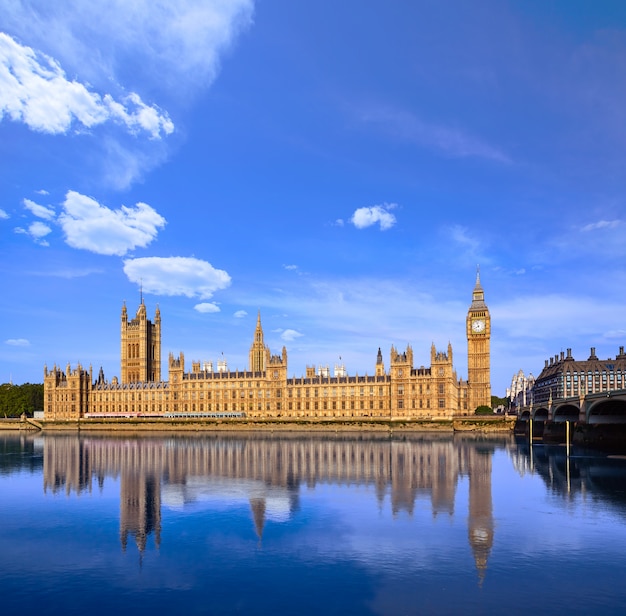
[2,416,515,434]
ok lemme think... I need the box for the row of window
[90,384,450,403]
[83,397,465,415]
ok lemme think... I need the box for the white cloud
[23,198,55,220]
[350,203,397,231]
[35,189,49,195]
[283,264,299,271]
[581,220,621,232]
[14,221,51,245]
[104,93,174,138]
[0,3,252,189]
[58,190,166,256]
[234,310,248,318]
[334,219,345,227]
[0,33,173,138]
[28,221,51,241]
[194,302,220,314]
[0,208,8,219]
[5,338,30,347]
[123,256,231,300]
[1,1,255,100]
[281,329,303,342]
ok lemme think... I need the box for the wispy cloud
[123,256,231,300]
[23,198,55,220]
[1,1,255,98]
[448,225,480,251]
[358,104,510,162]
[350,203,397,231]
[5,338,30,347]
[0,208,9,219]
[0,2,253,190]
[281,329,303,342]
[581,219,622,232]
[30,267,104,279]
[0,33,173,138]
[604,329,626,340]
[234,310,248,318]
[545,218,626,264]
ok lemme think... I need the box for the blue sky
[2,0,626,395]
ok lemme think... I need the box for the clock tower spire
[466,268,491,411]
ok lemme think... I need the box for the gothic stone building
[44,275,491,421]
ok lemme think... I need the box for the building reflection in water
[42,433,503,578]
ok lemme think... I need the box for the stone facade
[507,369,535,410]
[531,346,626,407]
[44,276,491,421]
[466,271,491,411]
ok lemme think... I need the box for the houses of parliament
[43,274,491,421]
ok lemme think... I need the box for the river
[1,431,626,615]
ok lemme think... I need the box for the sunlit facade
[44,276,491,421]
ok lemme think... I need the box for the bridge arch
[533,407,549,421]
[587,398,626,424]
[553,403,580,423]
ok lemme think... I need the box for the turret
[249,311,270,373]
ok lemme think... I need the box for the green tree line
[0,383,43,417]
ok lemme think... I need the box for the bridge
[518,389,626,425]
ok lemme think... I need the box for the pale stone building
[44,274,491,420]
[507,369,535,411]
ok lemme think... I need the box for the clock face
[472,319,485,333]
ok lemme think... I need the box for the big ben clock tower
[467,269,491,411]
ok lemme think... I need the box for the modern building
[44,274,491,421]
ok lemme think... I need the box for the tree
[474,405,493,416]
[0,383,44,417]
[491,395,508,408]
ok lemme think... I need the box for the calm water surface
[1,432,626,615]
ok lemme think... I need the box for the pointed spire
[254,310,264,342]
[470,267,487,309]
[250,498,267,540]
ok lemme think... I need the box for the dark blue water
[1,432,626,615]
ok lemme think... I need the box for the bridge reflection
[510,441,626,512]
